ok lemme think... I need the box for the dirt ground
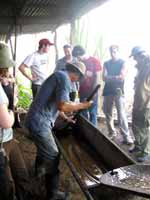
[14,127,86,200]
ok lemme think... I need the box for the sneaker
[108,132,117,140]
[122,137,134,145]
[50,190,69,200]
[137,154,150,162]
[129,145,140,153]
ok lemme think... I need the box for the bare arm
[59,111,75,123]
[103,63,127,82]
[102,66,108,81]
[117,63,127,80]
[8,74,15,83]
[0,105,14,128]
[0,75,15,85]
[58,101,92,113]
[18,63,33,81]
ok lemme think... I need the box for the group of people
[19,40,102,126]
[102,45,150,163]
[0,38,150,200]
[0,40,92,200]
[54,43,150,164]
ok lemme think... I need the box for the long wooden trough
[54,115,150,200]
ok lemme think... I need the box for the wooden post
[54,30,59,63]
[70,19,76,46]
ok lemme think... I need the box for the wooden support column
[70,19,76,46]
[54,30,59,63]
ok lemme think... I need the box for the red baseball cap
[39,38,54,46]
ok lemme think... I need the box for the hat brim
[66,63,84,77]
[129,50,145,58]
[48,42,54,46]
[0,59,15,68]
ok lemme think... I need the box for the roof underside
[0,0,108,41]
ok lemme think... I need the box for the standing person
[55,44,77,101]
[129,47,150,162]
[25,61,92,200]
[19,38,54,99]
[72,45,102,126]
[0,43,32,200]
[102,45,133,144]
[55,44,72,71]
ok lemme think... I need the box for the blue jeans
[29,129,59,176]
[29,129,60,197]
[80,95,98,126]
[30,130,59,161]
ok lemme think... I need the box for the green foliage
[93,35,107,61]
[73,17,89,48]
[71,15,107,62]
[17,84,32,110]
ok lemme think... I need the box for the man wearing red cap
[19,38,54,99]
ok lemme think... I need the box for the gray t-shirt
[0,84,13,142]
[55,57,77,92]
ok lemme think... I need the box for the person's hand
[31,72,38,81]
[1,77,9,85]
[8,109,15,121]
[8,109,14,115]
[82,101,93,109]
[65,115,76,124]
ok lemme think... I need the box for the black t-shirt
[103,59,124,96]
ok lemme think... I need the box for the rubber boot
[45,173,68,200]
[35,156,47,178]
[45,156,68,200]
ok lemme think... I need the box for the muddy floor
[14,127,87,200]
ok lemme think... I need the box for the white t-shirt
[23,51,49,85]
[0,84,13,143]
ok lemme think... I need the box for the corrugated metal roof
[0,0,108,41]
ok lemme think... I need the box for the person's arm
[0,105,14,128]
[115,62,127,81]
[1,75,15,86]
[103,62,127,82]
[102,63,116,82]
[8,74,15,83]
[55,72,92,112]
[19,63,33,81]
[59,111,75,123]
[58,101,92,113]
[102,67,116,81]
